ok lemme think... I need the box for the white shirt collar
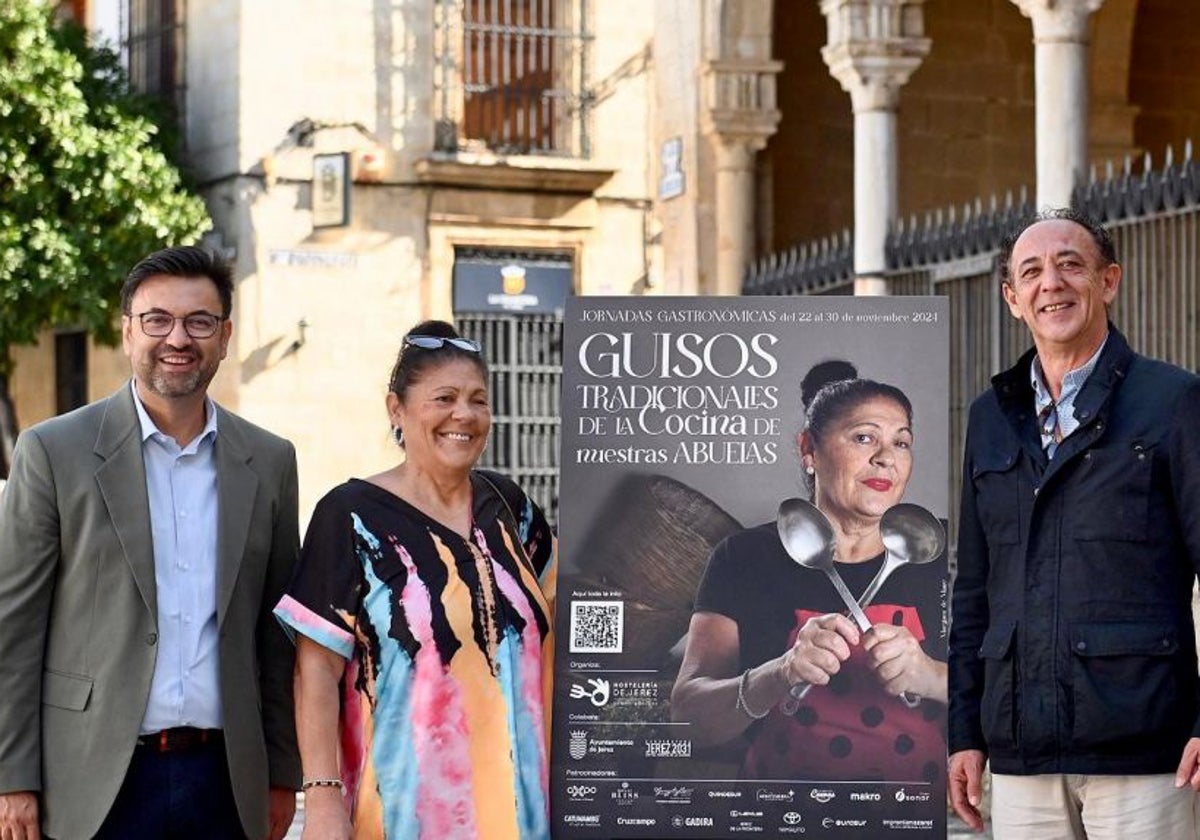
[129,380,218,446]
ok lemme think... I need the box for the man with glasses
[0,247,301,840]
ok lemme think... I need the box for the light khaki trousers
[992,773,1199,840]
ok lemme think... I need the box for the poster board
[552,296,950,838]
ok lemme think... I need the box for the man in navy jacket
[948,209,1200,838]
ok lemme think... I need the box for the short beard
[139,359,216,399]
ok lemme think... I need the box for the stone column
[713,141,759,297]
[702,59,782,296]
[821,0,930,296]
[1012,0,1105,209]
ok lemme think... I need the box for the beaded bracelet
[302,778,344,791]
[735,668,771,720]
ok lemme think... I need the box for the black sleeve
[694,534,742,623]
[948,418,992,755]
[274,488,365,660]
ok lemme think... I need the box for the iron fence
[742,229,854,296]
[746,141,1200,553]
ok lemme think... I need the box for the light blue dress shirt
[1031,335,1107,459]
[131,382,224,733]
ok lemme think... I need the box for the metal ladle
[776,498,874,701]
[857,503,946,610]
[776,498,932,708]
[852,503,945,710]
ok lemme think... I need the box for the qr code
[569,600,624,653]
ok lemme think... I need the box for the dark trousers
[92,739,246,840]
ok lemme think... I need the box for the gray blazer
[0,384,301,840]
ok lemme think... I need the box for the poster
[551,296,950,838]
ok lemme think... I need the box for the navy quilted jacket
[949,325,1200,774]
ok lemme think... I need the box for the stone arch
[764,0,854,248]
[766,0,1045,248]
[1127,0,1200,164]
[897,0,1035,217]
[1088,0,1140,165]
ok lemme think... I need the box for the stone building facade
[10,0,1198,517]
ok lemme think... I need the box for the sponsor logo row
[558,784,937,833]
[562,812,935,832]
[810,788,933,804]
[564,784,933,807]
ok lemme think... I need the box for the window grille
[454,247,569,526]
[120,0,186,125]
[434,0,593,158]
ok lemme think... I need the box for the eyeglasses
[129,311,225,339]
[405,335,481,353]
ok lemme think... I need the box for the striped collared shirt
[1031,336,1107,458]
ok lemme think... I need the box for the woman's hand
[300,787,352,840]
[672,612,787,747]
[781,613,860,689]
[862,623,947,702]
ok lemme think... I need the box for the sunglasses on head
[405,335,482,353]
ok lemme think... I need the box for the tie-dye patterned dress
[275,472,556,839]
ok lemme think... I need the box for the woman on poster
[274,321,556,839]
[671,361,946,783]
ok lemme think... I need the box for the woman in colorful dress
[671,360,946,783]
[275,320,556,839]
